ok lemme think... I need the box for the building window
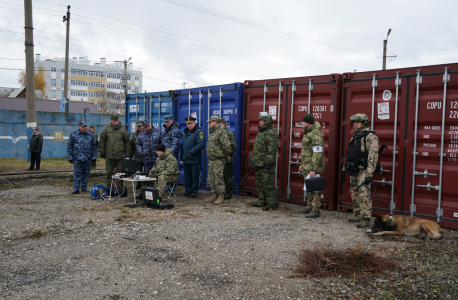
[51,79,56,87]
[71,80,88,87]
[135,86,139,93]
[71,69,88,76]
[51,90,56,98]
[70,91,88,97]
[135,76,139,81]
[51,67,56,73]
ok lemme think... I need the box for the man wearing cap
[89,125,98,169]
[180,116,205,198]
[149,144,179,201]
[28,126,43,171]
[250,112,279,211]
[99,114,131,185]
[162,115,181,160]
[67,121,97,194]
[299,114,325,218]
[136,119,163,174]
[341,113,379,228]
[218,118,237,200]
[204,115,231,205]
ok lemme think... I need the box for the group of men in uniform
[66,110,378,228]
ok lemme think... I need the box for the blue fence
[174,82,244,195]
[0,109,111,159]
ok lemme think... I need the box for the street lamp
[383,28,392,70]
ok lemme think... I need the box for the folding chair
[165,182,177,200]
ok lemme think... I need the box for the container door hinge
[287,187,291,195]
[372,76,377,88]
[443,73,450,83]
[395,77,401,86]
[417,182,440,191]
[416,76,422,85]
[410,204,416,213]
[436,208,443,217]
[414,169,437,178]
[390,202,396,211]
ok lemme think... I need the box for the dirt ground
[0,175,457,300]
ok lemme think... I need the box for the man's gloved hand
[68,160,73,164]
[264,162,273,168]
[101,153,106,159]
[340,171,346,182]
[364,177,372,184]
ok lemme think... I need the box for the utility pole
[63,5,70,112]
[382,28,391,70]
[24,0,37,162]
[123,58,131,112]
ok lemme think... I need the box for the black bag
[106,185,128,197]
[122,157,137,175]
[304,176,326,193]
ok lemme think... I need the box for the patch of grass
[0,157,106,173]
[87,220,93,224]
[224,209,236,214]
[31,229,44,238]
[379,292,395,300]
[114,214,132,222]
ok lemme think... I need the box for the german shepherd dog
[371,214,443,239]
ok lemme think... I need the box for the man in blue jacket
[136,119,163,173]
[162,115,181,160]
[180,116,205,198]
[67,121,97,194]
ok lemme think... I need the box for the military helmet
[258,112,273,124]
[350,113,370,125]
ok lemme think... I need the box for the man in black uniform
[29,126,43,171]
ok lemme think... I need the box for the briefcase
[304,176,326,193]
[122,157,137,175]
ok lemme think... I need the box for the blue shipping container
[125,91,175,134]
[174,82,244,195]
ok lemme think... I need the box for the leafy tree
[18,70,46,97]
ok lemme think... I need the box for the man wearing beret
[99,114,130,186]
[67,121,97,194]
[300,114,325,218]
[218,118,237,200]
[136,119,163,175]
[162,115,181,161]
[180,116,205,198]
[149,144,179,201]
[204,115,231,205]
[28,126,43,171]
[89,125,98,169]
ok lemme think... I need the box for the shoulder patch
[199,132,203,139]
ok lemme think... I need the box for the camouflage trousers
[224,163,233,197]
[350,170,372,218]
[73,159,91,191]
[254,167,278,208]
[91,158,97,169]
[106,159,123,185]
[208,158,226,193]
[306,191,321,211]
[156,174,178,199]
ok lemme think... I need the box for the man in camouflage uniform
[250,112,279,211]
[341,113,379,228]
[204,115,231,205]
[299,114,325,218]
[218,118,237,200]
[89,125,98,169]
[67,121,97,194]
[162,115,181,160]
[149,144,179,200]
[130,121,144,172]
[136,119,163,174]
[99,114,130,185]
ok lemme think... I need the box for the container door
[149,92,174,131]
[125,95,147,134]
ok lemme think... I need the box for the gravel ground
[0,177,457,300]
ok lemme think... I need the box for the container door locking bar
[287,81,296,198]
[275,81,282,189]
[389,72,401,216]
[409,71,422,215]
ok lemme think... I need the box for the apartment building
[34,54,142,110]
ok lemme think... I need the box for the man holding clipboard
[299,114,325,218]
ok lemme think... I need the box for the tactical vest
[345,131,373,176]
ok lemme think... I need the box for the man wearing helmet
[250,112,279,211]
[341,113,379,228]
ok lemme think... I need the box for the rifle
[234,168,255,190]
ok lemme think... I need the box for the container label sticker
[145,191,153,200]
[191,112,197,120]
[383,90,392,101]
[453,213,458,217]
[130,105,139,112]
[130,122,136,133]
[269,106,277,120]
[378,102,390,120]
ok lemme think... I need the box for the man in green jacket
[250,112,279,211]
[219,118,237,199]
[204,115,231,205]
[149,144,179,201]
[130,120,144,172]
[300,114,325,218]
[89,125,98,169]
[99,114,130,185]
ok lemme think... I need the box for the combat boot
[204,193,218,203]
[348,214,362,223]
[299,207,313,214]
[357,217,370,228]
[214,193,225,205]
[306,210,321,218]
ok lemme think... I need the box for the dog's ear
[375,215,382,221]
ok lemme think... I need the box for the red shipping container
[338,63,458,229]
[241,74,342,210]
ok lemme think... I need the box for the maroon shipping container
[240,74,342,210]
[338,63,458,229]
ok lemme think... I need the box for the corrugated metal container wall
[338,63,458,229]
[174,83,244,194]
[125,91,174,134]
[240,74,342,210]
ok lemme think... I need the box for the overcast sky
[1,0,457,91]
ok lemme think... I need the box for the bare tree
[96,89,125,114]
